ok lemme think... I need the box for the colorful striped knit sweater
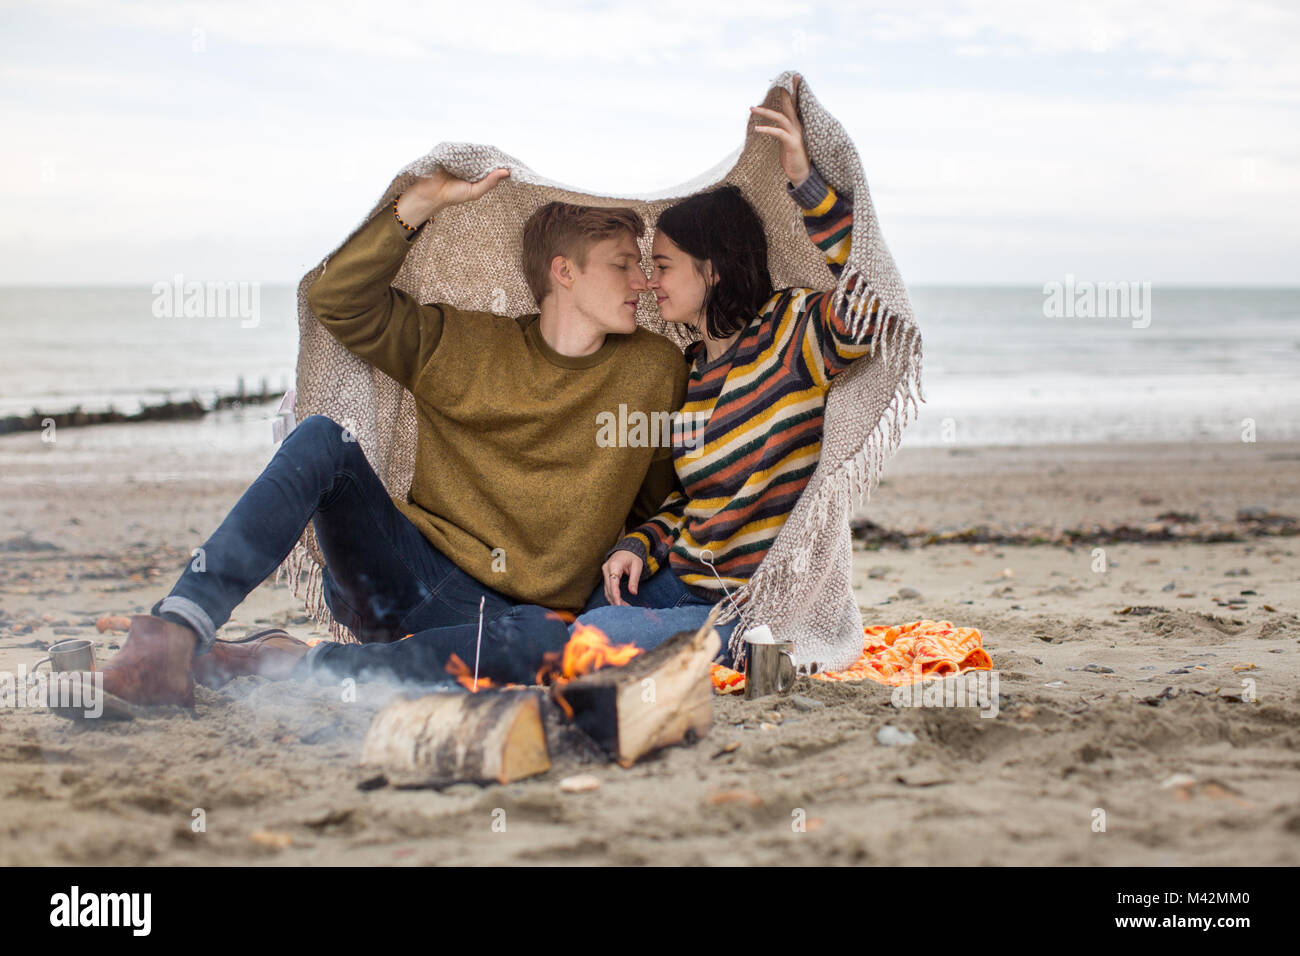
[615,164,886,598]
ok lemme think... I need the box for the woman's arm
[601,489,690,605]
[753,76,889,388]
[610,489,690,578]
[788,170,888,386]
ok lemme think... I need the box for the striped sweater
[615,165,887,598]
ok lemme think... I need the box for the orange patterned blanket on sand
[710,620,992,694]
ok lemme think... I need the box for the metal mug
[32,638,96,674]
[743,625,796,700]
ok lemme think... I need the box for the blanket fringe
[717,290,924,666]
[274,541,358,644]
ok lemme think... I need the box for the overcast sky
[2,0,1296,286]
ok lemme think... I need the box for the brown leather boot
[96,614,198,715]
[191,628,311,690]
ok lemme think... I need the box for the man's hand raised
[395,166,510,230]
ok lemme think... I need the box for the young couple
[85,76,890,715]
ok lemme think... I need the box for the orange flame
[445,652,497,693]
[536,623,642,687]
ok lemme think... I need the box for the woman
[568,74,885,668]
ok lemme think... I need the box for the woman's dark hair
[656,185,773,339]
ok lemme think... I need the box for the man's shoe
[191,628,311,690]
[92,614,198,718]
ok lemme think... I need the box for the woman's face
[649,230,717,328]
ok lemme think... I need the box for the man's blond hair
[522,202,645,304]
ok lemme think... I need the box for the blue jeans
[304,562,739,684]
[152,415,566,682]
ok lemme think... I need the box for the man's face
[568,233,648,334]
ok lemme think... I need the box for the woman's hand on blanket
[601,549,644,606]
[750,73,810,188]
[395,167,511,228]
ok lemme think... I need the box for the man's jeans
[153,414,566,682]
[314,563,741,685]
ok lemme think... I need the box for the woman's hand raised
[601,549,644,607]
[751,73,810,188]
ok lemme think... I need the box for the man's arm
[626,449,679,531]
[305,167,511,390]
[306,207,444,390]
[624,354,689,530]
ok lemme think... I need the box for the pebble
[791,694,825,711]
[867,565,891,579]
[897,587,921,599]
[1082,664,1114,674]
[876,725,917,747]
[1168,668,1190,674]
[559,774,601,793]
[707,789,762,807]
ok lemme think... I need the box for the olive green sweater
[306,206,688,612]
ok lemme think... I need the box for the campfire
[443,653,498,693]
[443,623,644,694]
[535,623,642,686]
[365,609,723,784]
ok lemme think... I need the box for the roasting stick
[472,595,485,692]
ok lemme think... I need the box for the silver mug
[743,626,796,700]
[33,638,96,674]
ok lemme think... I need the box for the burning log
[360,690,550,786]
[552,608,722,768]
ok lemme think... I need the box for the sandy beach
[2,416,1297,866]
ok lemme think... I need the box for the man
[90,167,688,713]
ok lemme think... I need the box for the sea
[1,285,1297,457]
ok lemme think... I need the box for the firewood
[360,689,550,786]
[553,608,721,768]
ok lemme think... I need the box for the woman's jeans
[576,564,738,668]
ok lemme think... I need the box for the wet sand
[1,418,1297,865]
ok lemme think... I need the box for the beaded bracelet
[393,197,419,233]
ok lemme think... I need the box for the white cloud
[1,0,1296,283]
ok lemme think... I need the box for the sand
[2,419,1298,866]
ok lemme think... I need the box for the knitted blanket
[277,69,924,674]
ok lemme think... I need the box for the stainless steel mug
[743,625,796,700]
[32,638,96,674]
